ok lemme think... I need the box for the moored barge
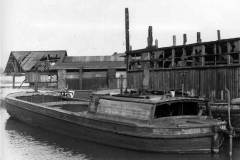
[5,91,226,153]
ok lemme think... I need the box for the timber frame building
[4,51,126,90]
[50,54,126,90]
[126,36,240,101]
[4,50,67,88]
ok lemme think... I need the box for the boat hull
[5,97,223,153]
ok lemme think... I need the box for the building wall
[26,72,58,88]
[58,69,126,90]
[128,66,240,101]
[58,69,67,89]
[127,38,240,101]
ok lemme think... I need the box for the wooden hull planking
[5,95,223,153]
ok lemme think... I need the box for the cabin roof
[4,50,67,74]
[101,95,207,105]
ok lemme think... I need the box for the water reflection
[1,106,239,160]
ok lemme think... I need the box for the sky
[1,0,240,69]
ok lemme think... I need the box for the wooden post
[201,45,206,66]
[182,47,186,66]
[125,8,130,72]
[34,72,39,92]
[182,34,187,66]
[183,34,187,45]
[125,8,130,90]
[227,42,233,64]
[147,26,153,47]
[173,35,176,46]
[213,44,217,65]
[225,88,233,157]
[58,69,67,89]
[197,32,202,43]
[237,40,240,64]
[217,30,221,40]
[120,75,123,95]
[143,65,150,93]
[12,74,15,88]
[172,35,176,67]
[155,39,158,48]
[79,67,83,90]
[107,69,116,89]
[192,47,196,66]
[172,49,175,67]
[125,8,130,52]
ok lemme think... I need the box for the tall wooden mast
[125,8,130,70]
[125,8,130,90]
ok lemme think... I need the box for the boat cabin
[90,95,209,122]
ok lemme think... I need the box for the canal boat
[5,91,227,153]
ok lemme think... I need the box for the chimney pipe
[197,32,202,43]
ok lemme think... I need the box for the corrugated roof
[63,55,124,63]
[50,61,125,70]
[50,54,126,70]
[4,50,67,73]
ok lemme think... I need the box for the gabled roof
[4,50,67,74]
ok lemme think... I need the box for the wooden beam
[125,8,130,73]
[227,42,233,64]
[12,74,15,88]
[125,8,130,52]
[213,44,217,65]
[237,40,240,64]
[79,67,83,89]
[201,45,206,66]
[172,49,175,67]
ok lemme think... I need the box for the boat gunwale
[6,94,220,129]
[101,95,208,105]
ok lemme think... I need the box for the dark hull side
[5,100,220,153]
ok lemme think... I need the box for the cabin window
[154,102,200,118]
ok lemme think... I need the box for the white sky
[1,0,240,68]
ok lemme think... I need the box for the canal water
[0,88,240,160]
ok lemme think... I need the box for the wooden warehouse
[122,8,240,102]
[126,30,240,101]
[4,50,67,88]
[51,54,126,90]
